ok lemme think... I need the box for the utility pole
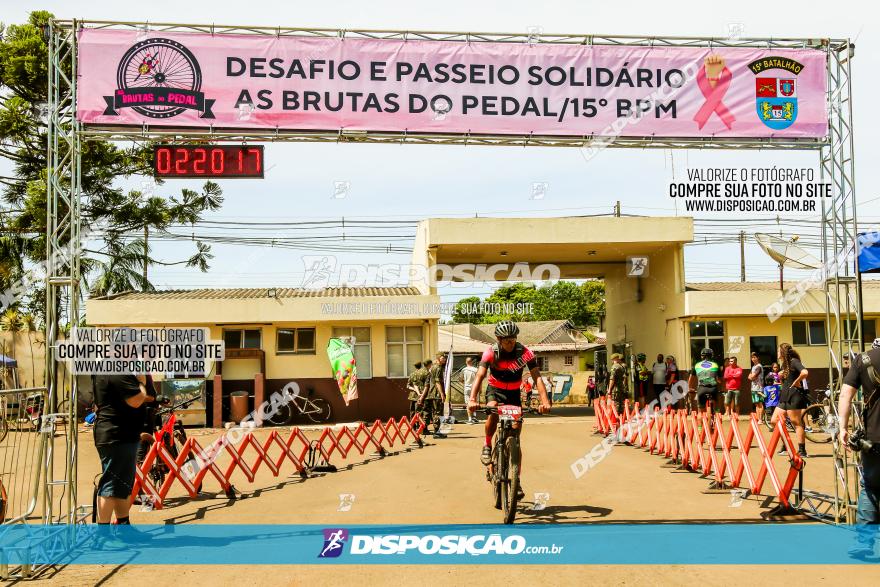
[614,201,621,217]
[739,231,746,282]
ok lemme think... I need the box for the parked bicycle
[266,386,332,425]
[481,405,523,525]
[803,388,836,444]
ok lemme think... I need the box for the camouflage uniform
[420,363,445,433]
[609,362,627,414]
[407,367,426,417]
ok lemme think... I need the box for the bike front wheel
[502,435,521,525]
[803,404,833,444]
[305,398,333,423]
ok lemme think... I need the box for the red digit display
[153,145,264,178]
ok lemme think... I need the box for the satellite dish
[755,233,823,292]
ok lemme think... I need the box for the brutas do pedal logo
[103,37,215,120]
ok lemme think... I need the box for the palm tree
[0,309,22,388]
[20,313,38,388]
[87,238,155,297]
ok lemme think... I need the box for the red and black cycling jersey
[480,342,538,390]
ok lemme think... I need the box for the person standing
[723,356,743,416]
[94,373,158,526]
[422,353,448,439]
[607,353,627,415]
[769,362,782,385]
[665,355,681,408]
[688,348,722,414]
[837,346,880,558]
[651,353,667,407]
[773,343,809,458]
[748,353,765,421]
[461,356,479,424]
[587,376,597,407]
[635,353,650,406]
[406,361,424,418]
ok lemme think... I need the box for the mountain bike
[482,405,523,525]
[137,394,203,504]
[803,388,836,444]
[265,387,332,425]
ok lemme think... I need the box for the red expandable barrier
[590,398,804,510]
[131,414,425,509]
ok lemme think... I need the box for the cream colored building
[85,215,872,421]
[87,287,440,426]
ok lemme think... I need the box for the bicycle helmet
[700,348,714,359]
[637,353,646,361]
[494,320,519,338]
[873,338,880,350]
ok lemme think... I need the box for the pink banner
[76,29,828,138]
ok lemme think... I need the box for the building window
[792,320,827,346]
[689,321,725,366]
[749,336,777,367]
[332,326,372,379]
[223,328,261,349]
[537,356,549,372]
[564,355,574,366]
[386,326,423,378]
[842,319,877,346]
[277,328,316,354]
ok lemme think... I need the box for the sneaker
[797,449,808,458]
[432,432,447,439]
[480,445,492,466]
[778,447,788,455]
[516,485,525,500]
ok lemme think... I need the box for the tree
[0,308,22,385]
[450,280,606,327]
[0,11,223,320]
[451,296,484,324]
[20,312,37,386]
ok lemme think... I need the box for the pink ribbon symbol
[693,66,735,130]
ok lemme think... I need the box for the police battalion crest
[748,57,804,131]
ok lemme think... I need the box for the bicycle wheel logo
[102,38,215,120]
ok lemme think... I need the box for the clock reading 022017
[153,145,264,178]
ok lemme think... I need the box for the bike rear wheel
[502,436,521,525]
[266,400,293,426]
[803,404,833,444]
[305,398,333,423]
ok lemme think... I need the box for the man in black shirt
[839,348,880,558]
[94,374,157,525]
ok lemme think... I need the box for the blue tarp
[858,232,880,273]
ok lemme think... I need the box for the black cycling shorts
[697,386,718,408]
[485,384,521,407]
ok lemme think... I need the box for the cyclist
[468,321,550,496]
[688,348,722,415]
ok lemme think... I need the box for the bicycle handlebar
[155,395,202,416]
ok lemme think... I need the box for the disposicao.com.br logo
[318,529,563,557]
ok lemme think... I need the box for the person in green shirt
[688,348,723,414]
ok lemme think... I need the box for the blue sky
[2,0,876,308]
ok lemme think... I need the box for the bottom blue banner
[0,523,877,565]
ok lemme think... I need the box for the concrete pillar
[213,374,223,428]
[254,373,265,427]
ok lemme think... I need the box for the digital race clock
[153,145,264,178]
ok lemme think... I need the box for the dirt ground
[6,406,878,585]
